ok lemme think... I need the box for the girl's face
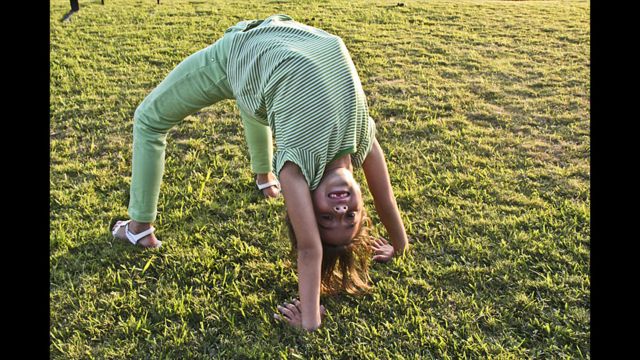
[311,168,364,246]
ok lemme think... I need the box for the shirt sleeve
[351,116,376,168]
[273,147,324,190]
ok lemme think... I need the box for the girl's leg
[239,108,273,174]
[128,40,233,223]
[238,108,279,197]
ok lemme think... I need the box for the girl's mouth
[328,191,350,199]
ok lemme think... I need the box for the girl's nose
[333,205,348,214]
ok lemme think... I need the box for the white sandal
[256,179,281,196]
[112,220,161,248]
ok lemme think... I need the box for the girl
[112,14,409,331]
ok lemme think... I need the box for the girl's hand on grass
[372,237,395,263]
[274,299,326,331]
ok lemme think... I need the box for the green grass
[50,0,590,358]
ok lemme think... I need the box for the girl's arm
[278,161,323,331]
[362,137,409,255]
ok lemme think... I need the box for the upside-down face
[311,167,364,247]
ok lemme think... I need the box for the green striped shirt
[226,15,376,190]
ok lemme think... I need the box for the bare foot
[256,173,280,199]
[112,220,162,248]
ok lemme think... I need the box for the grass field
[50,0,590,358]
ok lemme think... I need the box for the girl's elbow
[297,245,322,259]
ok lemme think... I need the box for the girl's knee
[133,102,177,135]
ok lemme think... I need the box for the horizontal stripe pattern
[226,15,375,189]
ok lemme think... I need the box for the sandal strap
[125,223,156,245]
[112,220,131,237]
[256,179,280,190]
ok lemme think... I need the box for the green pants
[129,23,272,222]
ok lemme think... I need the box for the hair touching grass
[285,209,373,295]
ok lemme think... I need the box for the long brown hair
[285,210,373,295]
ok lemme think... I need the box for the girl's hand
[274,299,326,331]
[372,237,395,262]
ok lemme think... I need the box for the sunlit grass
[50,0,590,358]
